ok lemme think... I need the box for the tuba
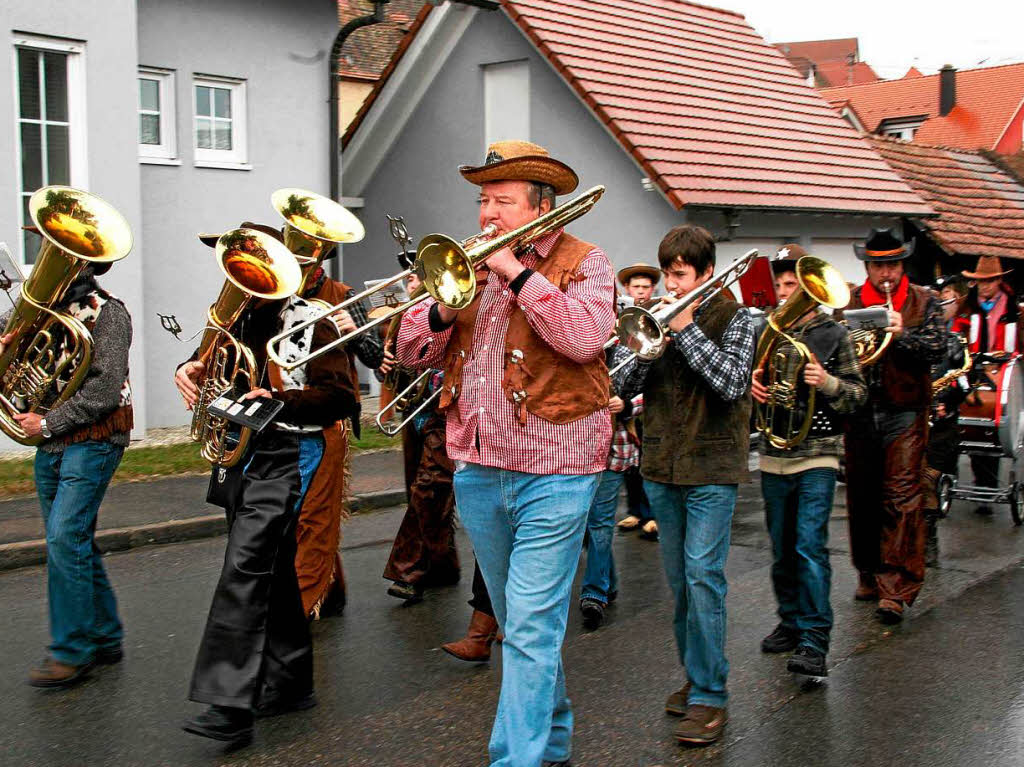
[190,229,301,467]
[846,281,894,366]
[0,186,132,445]
[754,256,850,449]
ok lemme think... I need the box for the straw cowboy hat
[961,255,1011,280]
[459,140,579,195]
[853,228,915,262]
[617,263,661,286]
[770,243,808,274]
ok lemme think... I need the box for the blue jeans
[581,470,622,605]
[34,440,125,666]
[295,433,325,509]
[454,463,599,767]
[761,468,836,655]
[644,480,736,708]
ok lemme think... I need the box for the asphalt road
[2,480,1024,767]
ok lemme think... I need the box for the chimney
[940,64,957,116]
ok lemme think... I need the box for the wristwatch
[40,418,52,439]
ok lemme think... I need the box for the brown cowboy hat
[198,222,284,249]
[770,243,808,275]
[617,263,661,286]
[459,140,579,195]
[962,255,1011,280]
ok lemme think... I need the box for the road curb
[0,488,407,572]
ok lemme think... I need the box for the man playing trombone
[395,140,614,767]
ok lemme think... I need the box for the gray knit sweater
[1,294,133,453]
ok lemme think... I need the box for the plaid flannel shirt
[607,341,643,472]
[345,288,384,370]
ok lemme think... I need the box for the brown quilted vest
[440,232,609,424]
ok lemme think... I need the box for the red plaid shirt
[396,227,615,475]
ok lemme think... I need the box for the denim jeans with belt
[581,469,622,605]
[761,468,836,655]
[454,463,599,767]
[643,479,736,709]
[34,440,125,666]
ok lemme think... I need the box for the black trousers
[467,559,494,618]
[189,431,312,709]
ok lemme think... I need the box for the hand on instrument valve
[485,246,526,283]
[333,309,357,336]
[13,412,43,438]
[609,395,625,414]
[803,352,830,389]
[885,309,904,337]
[242,388,273,400]
[175,360,205,410]
[0,331,13,356]
[750,367,769,404]
[378,349,397,376]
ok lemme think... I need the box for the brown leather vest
[641,293,751,485]
[847,283,932,409]
[440,232,609,425]
[306,278,361,402]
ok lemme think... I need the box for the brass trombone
[375,370,442,436]
[266,185,606,372]
[608,249,760,376]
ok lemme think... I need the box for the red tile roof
[868,136,1024,259]
[336,0,425,80]
[776,38,859,66]
[502,0,930,215]
[775,38,878,88]
[813,60,879,87]
[822,62,1024,151]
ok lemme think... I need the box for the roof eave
[682,202,939,218]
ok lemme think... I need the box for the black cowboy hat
[853,228,915,262]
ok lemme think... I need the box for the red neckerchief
[861,274,909,311]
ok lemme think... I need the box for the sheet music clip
[386,214,413,250]
[158,313,183,339]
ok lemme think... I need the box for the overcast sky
[717,0,1024,79]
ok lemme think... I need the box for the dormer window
[879,116,926,142]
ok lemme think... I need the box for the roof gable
[868,136,1024,259]
[822,62,1024,150]
[503,0,930,215]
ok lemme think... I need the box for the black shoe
[760,624,799,653]
[975,504,994,516]
[386,582,423,603]
[607,590,618,604]
[183,705,254,746]
[580,598,605,630]
[254,691,317,718]
[543,761,571,766]
[95,645,124,665]
[786,646,827,677]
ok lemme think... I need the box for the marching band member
[395,140,614,767]
[294,246,383,619]
[921,276,971,565]
[752,250,866,680]
[619,225,756,747]
[2,259,134,689]
[843,229,944,625]
[174,225,358,746]
[614,263,658,540]
[961,256,1020,511]
[381,263,460,602]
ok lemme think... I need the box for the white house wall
[1,0,145,452]
[344,9,900,301]
[137,0,337,428]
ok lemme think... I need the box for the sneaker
[616,515,641,531]
[580,598,605,630]
[665,682,692,716]
[386,581,423,603]
[674,704,728,745]
[639,519,659,541]
[786,646,827,677]
[183,705,254,746]
[760,624,799,653]
[876,598,904,625]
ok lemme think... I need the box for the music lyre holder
[158,313,183,339]
[0,242,24,308]
[387,214,413,251]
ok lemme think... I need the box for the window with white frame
[138,68,177,161]
[193,76,247,167]
[14,36,86,265]
[879,116,925,142]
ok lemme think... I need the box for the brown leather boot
[27,656,94,688]
[441,610,499,662]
